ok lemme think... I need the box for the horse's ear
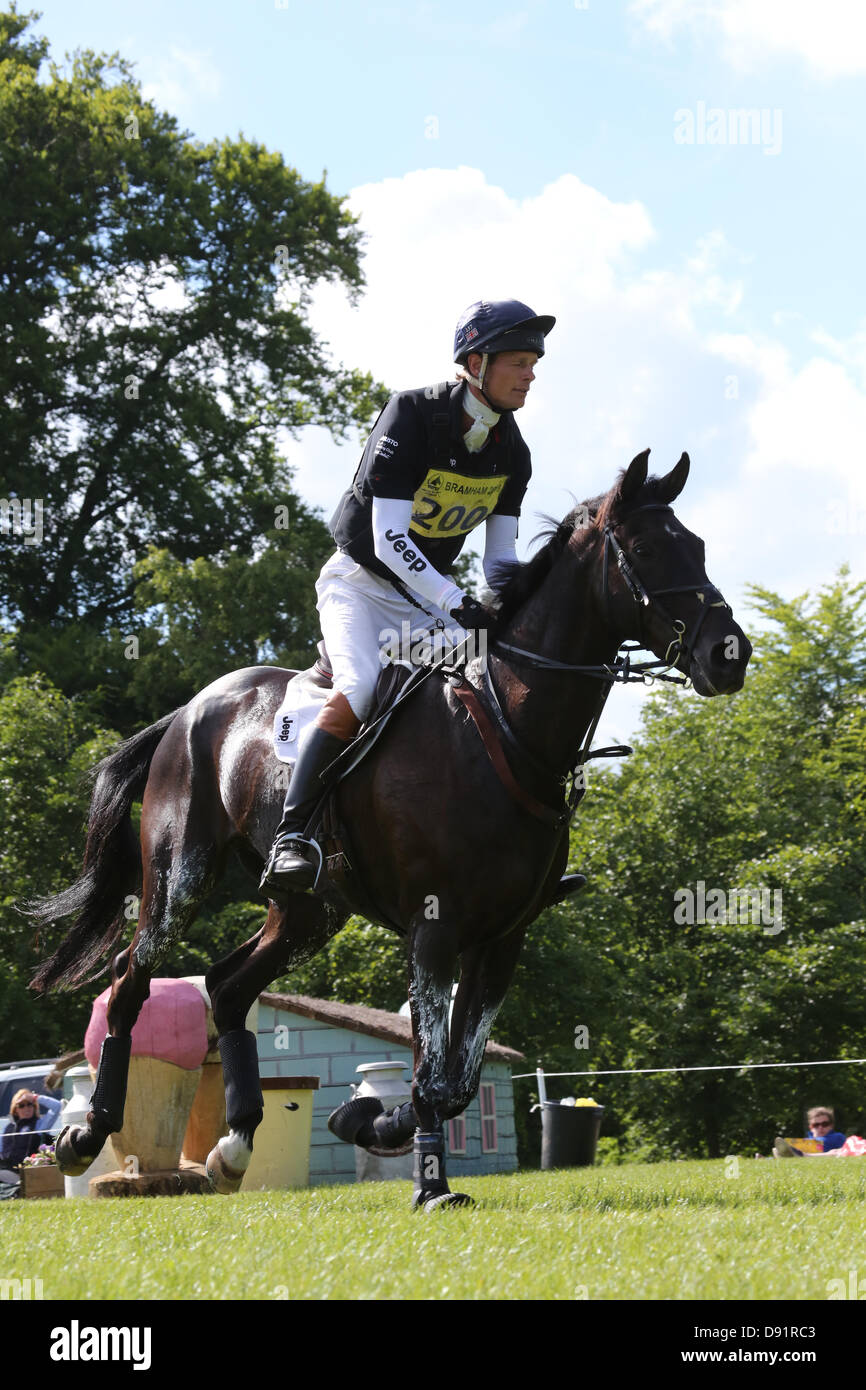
[617,449,650,506]
[655,452,690,504]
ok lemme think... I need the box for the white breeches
[315,550,461,722]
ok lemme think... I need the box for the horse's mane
[492,469,673,629]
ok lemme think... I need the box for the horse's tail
[26,708,183,994]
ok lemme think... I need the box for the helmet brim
[515,314,556,337]
[457,314,556,362]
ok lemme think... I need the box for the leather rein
[451,503,732,827]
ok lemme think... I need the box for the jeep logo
[384,529,426,573]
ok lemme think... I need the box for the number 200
[412,499,490,533]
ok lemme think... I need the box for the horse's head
[584,449,752,695]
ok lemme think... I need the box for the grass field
[3,1159,866,1301]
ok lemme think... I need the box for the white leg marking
[219,1130,253,1172]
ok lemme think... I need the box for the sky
[24,0,866,745]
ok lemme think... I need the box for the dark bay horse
[31,450,751,1209]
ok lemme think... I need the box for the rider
[260,299,555,895]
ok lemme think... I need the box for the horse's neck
[492,548,621,776]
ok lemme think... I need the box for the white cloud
[631,0,866,77]
[140,46,222,114]
[745,357,866,506]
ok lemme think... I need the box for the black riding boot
[259,727,348,895]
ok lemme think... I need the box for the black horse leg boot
[260,726,348,895]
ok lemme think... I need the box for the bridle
[601,503,731,673]
[493,503,731,685]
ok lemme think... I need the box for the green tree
[554,569,866,1159]
[0,6,385,645]
[0,674,119,1055]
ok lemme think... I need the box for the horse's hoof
[54,1125,94,1177]
[417,1191,476,1213]
[327,1096,383,1146]
[206,1142,246,1194]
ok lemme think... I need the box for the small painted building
[255,991,523,1185]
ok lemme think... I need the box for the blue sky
[30,0,866,338]
[24,0,866,740]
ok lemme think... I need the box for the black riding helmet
[454,299,556,363]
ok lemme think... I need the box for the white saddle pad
[273,664,332,765]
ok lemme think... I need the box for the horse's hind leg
[443,926,527,1119]
[205,894,344,1194]
[55,821,224,1176]
[54,942,145,1175]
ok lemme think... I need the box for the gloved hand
[449,595,496,633]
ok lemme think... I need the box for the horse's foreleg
[206,895,342,1194]
[405,914,474,1212]
[443,926,527,1120]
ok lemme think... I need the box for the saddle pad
[273,665,332,764]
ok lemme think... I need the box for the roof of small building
[260,991,524,1063]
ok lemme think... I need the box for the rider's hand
[449,595,496,633]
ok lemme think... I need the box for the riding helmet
[454,299,556,363]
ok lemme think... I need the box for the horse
[30,449,752,1210]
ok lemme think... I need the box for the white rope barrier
[512,1057,866,1080]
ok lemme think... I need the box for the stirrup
[260,834,323,894]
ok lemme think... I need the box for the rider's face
[468,350,538,411]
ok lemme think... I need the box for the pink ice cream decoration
[84,978,208,1071]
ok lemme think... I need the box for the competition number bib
[410,467,508,538]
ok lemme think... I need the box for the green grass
[3,1159,866,1300]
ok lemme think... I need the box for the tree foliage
[0,5,385,645]
[0,675,120,1054]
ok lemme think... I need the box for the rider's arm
[371,497,464,612]
[482,514,518,592]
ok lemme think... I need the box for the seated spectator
[773,1105,847,1157]
[805,1106,846,1151]
[0,1090,57,1172]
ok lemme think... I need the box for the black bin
[541,1102,604,1169]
